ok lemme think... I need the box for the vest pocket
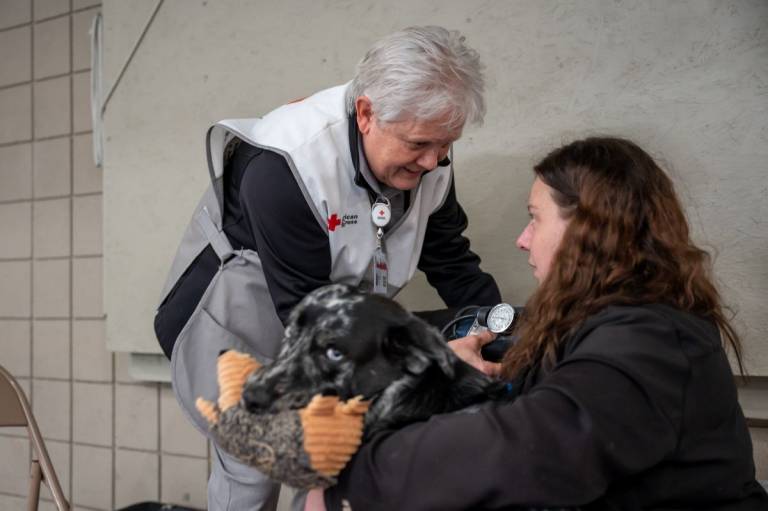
[170,304,252,435]
[169,249,284,434]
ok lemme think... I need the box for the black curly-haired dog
[242,284,508,437]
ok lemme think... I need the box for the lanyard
[371,197,391,295]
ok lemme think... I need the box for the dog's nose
[242,386,272,413]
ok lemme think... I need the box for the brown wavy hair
[501,137,743,379]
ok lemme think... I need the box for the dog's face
[242,284,455,414]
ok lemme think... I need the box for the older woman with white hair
[154,26,501,511]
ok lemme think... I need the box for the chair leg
[29,430,70,510]
[41,466,71,511]
[36,447,70,511]
[27,460,42,511]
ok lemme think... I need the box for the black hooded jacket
[326,304,767,510]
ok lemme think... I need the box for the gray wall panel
[102,0,768,375]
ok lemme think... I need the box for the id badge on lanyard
[371,197,391,295]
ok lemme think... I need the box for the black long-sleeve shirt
[154,121,500,358]
[325,305,767,510]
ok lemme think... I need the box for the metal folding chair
[0,364,70,511]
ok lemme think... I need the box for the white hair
[346,26,486,130]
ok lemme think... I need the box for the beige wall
[0,1,213,509]
[101,0,768,377]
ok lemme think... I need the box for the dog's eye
[325,347,344,362]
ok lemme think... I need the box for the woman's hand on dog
[448,330,501,377]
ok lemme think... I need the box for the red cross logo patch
[327,212,358,231]
[327,214,342,232]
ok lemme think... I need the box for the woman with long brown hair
[309,137,767,510]
[503,136,745,380]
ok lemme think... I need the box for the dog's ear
[286,284,359,332]
[388,317,455,378]
[282,303,321,353]
[293,303,324,330]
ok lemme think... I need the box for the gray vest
[161,84,452,433]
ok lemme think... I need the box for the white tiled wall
[72,319,111,381]
[159,386,207,458]
[32,319,70,378]
[33,258,70,317]
[33,197,71,257]
[161,454,209,508]
[0,84,32,143]
[72,444,113,509]
[0,143,32,200]
[0,2,211,509]
[0,436,30,495]
[0,320,31,377]
[33,76,70,138]
[115,384,159,451]
[72,70,91,132]
[0,0,31,28]
[0,26,31,86]
[0,201,32,258]
[33,16,70,78]
[114,449,160,508]
[33,137,70,197]
[72,256,102,316]
[0,261,32,317]
[34,0,70,21]
[32,378,71,441]
[72,382,112,446]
